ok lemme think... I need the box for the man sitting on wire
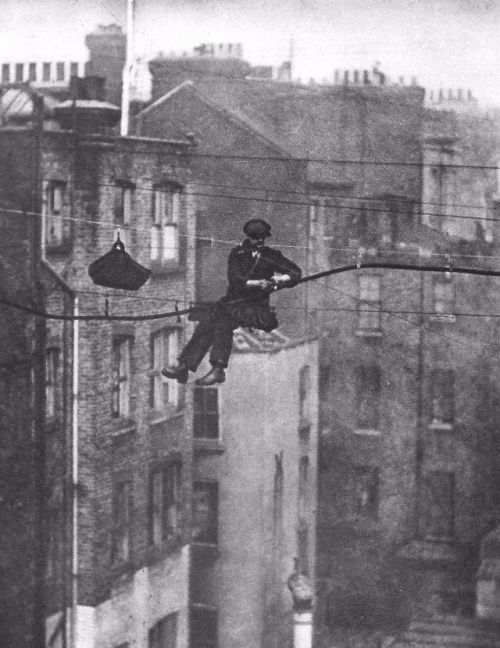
[162,218,302,386]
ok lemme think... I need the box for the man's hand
[246,279,272,290]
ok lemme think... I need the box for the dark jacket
[223,239,302,302]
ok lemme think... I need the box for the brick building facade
[0,99,198,647]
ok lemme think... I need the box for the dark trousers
[179,309,237,370]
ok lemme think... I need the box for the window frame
[355,364,381,433]
[150,328,181,412]
[45,347,59,419]
[149,461,182,546]
[151,185,182,266]
[432,276,455,321]
[44,180,68,248]
[190,606,217,648]
[111,480,132,565]
[192,481,219,545]
[1,63,10,83]
[353,465,380,520]
[112,337,132,419]
[357,274,382,334]
[423,470,455,540]
[114,181,135,247]
[193,387,219,440]
[430,368,454,428]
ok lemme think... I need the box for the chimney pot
[343,70,349,84]
[353,70,359,84]
[363,70,369,84]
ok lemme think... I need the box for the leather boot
[161,363,189,384]
[195,365,225,386]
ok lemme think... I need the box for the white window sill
[148,408,183,425]
[353,428,381,436]
[429,421,453,431]
[355,329,383,338]
[430,314,456,323]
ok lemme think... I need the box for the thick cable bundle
[88,239,151,290]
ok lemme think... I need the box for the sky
[0,0,499,105]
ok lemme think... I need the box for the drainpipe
[71,297,79,648]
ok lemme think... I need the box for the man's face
[249,236,266,248]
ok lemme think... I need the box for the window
[323,199,336,241]
[358,275,381,332]
[15,63,24,82]
[45,348,59,418]
[433,277,454,319]
[56,61,65,82]
[112,338,131,418]
[111,481,132,564]
[353,466,379,518]
[149,613,178,648]
[149,462,181,545]
[356,365,381,430]
[308,199,320,239]
[2,63,10,83]
[192,482,218,544]
[151,186,182,264]
[299,365,311,422]
[430,369,454,425]
[424,471,455,539]
[190,607,217,648]
[193,387,219,439]
[44,181,67,247]
[114,182,134,247]
[150,329,180,410]
[42,62,51,82]
[28,62,37,81]
[70,62,79,78]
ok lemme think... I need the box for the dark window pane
[56,61,65,81]
[193,387,219,439]
[192,482,218,544]
[354,466,379,518]
[430,369,454,424]
[356,365,381,429]
[15,63,24,82]
[424,471,455,539]
[191,608,217,648]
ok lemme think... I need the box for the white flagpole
[120,0,135,136]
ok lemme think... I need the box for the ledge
[109,419,136,439]
[429,421,454,432]
[353,428,381,437]
[355,329,383,339]
[429,314,456,323]
[193,438,226,455]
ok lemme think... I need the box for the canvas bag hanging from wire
[88,238,151,290]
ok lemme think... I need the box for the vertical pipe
[70,297,79,648]
[32,91,47,648]
[120,0,135,136]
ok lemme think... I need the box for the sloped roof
[232,327,290,352]
[139,74,424,190]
